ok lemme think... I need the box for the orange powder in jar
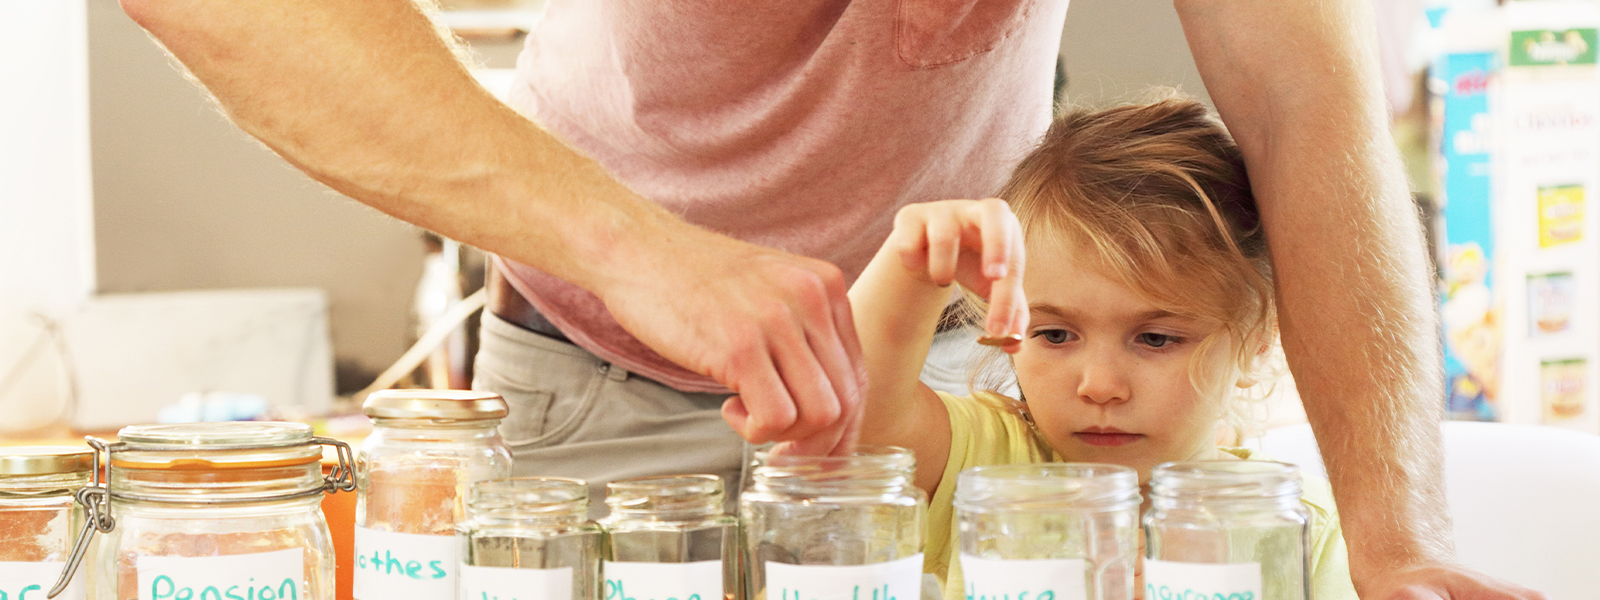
[364,458,468,535]
[0,448,93,564]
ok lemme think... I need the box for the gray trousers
[473,311,988,518]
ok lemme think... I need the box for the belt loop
[603,363,629,382]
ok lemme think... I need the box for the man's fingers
[806,280,864,456]
[765,319,844,445]
[720,395,751,436]
[720,352,797,444]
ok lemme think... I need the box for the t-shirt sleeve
[923,391,1049,588]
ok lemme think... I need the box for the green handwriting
[0,584,45,600]
[355,549,448,580]
[965,581,1057,600]
[149,575,298,600]
[605,578,703,600]
[1146,584,1254,600]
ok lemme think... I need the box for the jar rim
[746,445,917,496]
[363,389,509,421]
[470,477,589,519]
[1149,460,1302,499]
[605,474,724,513]
[955,463,1139,512]
[0,446,94,477]
[113,422,320,470]
[750,444,915,470]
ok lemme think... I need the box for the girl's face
[1013,237,1234,482]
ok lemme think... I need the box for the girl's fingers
[972,199,1026,341]
[925,210,963,286]
[976,198,1011,280]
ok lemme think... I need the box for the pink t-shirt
[499,0,1069,392]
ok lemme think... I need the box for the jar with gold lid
[0,446,94,600]
[52,421,355,600]
[354,389,512,600]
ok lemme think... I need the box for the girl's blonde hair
[967,92,1281,433]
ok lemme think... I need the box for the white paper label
[137,549,305,600]
[1143,560,1261,600]
[0,561,84,600]
[458,564,572,600]
[352,526,459,600]
[604,560,723,600]
[958,555,1087,600]
[765,554,923,600]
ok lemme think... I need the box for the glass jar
[1143,461,1310,600]
[458,478,603,600]
[0,446,94,599]
[955,464,1140,600]
[740,446,925,600]
[57,422,355,600]
[354,389,512,600]
[600,475,740,600]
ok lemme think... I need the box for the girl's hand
[883,199,1028,353]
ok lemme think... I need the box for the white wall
[0,0,96,433]
[86,0,426,389]
[1058,0,1211,107]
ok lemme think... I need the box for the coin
[976,333,1023,346]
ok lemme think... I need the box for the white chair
[1251,421,1600,600]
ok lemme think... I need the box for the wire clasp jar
[48,422,355,600]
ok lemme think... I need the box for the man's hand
[594,225,867,456]
[1358,564,1549,600]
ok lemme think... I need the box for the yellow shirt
[926,391,1356,600]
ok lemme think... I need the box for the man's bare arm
[120,0,865,454]
[1173,0,1544,597]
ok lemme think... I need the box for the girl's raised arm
[847,198,1027,495]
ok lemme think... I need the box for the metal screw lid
[0,446,94,477]
[362,389,509,421]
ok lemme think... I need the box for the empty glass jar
[0,446,94,600]
[355,389,512,600]
[57,422,355,600]
[740,446,925,600]
[458,477,603,600]
[955,464,1140,600]
[1143,461,1310,600]
[600,474,740,600]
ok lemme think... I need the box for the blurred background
[1,0,1596,441]
[6,0,1600,597]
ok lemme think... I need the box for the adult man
[118,0,1543,597]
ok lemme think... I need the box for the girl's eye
[1137,332,1181,348]
[1033,329,1073,344]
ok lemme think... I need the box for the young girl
[848,96,1355,600]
